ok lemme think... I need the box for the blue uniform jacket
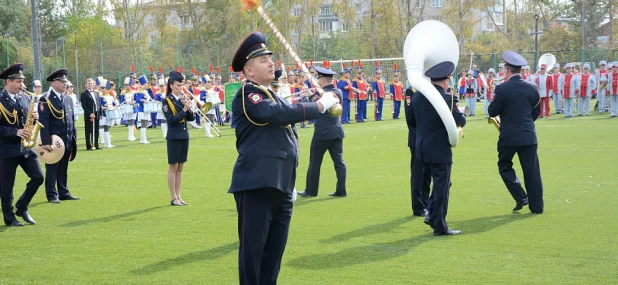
[408,85,466,164]
[134,91,146,112]
[488,75,540,147]
[0,90,36,159]
[162,95,195,140]
[336,79,350,100]
[229,81,321,196]
[312,84,344,141]
[39,90,76,150]
[404,88,416,148]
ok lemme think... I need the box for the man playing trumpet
[488,51,543,214]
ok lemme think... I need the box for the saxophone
[20,89,44,148]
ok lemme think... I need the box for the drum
[105,108,121,121]
[121,104,134,114]
[156,102,163,114]
[144,101,159,113]
[74,104,84,115]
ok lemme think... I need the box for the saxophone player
[0,64,44,226]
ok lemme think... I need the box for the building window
[431,16,441,21]
[341,23,348,32]
[493,12,503,25]
[292,29,299,36]
[431,0,443,7]
[319,5,331,15]
[293,8,301,17]
[150,35,155,43]
[319,21,333,33]
[416,0,422,8]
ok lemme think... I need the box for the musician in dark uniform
[162,71,195,206]
[488,51,544,214]
[228,32,339,285]
[0,64,44,226]
[39,69,80,203]
[80,78,101,150]
[404,87,430,217]
[298,66,347,198]
[408,61,466,236]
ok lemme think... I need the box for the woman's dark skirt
[167,139,189,164]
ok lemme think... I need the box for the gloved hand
[317,92,339,114]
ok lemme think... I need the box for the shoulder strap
[166,97,184,123]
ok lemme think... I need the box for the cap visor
[250,50,273,59]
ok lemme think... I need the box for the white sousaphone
[537,53,556,71]
[404,20,460,147]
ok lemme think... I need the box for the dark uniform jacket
[404,88,416,148]
[80,90,101,117]
[39,90,76,150]
[162,95,195,140]
[312,84,344,141]
[0,90,35,159]
[229,81,321,196]
[488,75,540,147]
[408,85,466,164]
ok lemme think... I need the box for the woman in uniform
[162,71,194,206]
[121,77,137,141]
[98,78,117,148]
[155,78,168,138]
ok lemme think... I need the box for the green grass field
[2,101,617,284]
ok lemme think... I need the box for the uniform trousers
[540,97,551,117]
[45,150,72,200]
[84,116,100,149]
[577,96,590,115]
[234,188,292,285]
[610,95,618,116]
[497,144,544,213]
[361,99,368,120]
[305,138,346,196]
[466,95,476,115]
[552,92,563,113]
[563,98,575,117]
[342,99,350,123]
[393,100,401,119]
[597,92,607,113]
[410,147,430,215]
[1,155,44,224]
[484,98,491,118]
[423,163,452,234]
[375,97,384,120]
[356,100,367,122]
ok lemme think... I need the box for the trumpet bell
[35,135,66,164]
[404,20,460,147]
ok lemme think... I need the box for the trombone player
[488,51,543,214]
[0,64,44,226]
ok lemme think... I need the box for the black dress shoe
[59,195,81,201]
[434,229,461,236]
[7,220,24,227]
[15,211,36,224]
[297,191,316,197]
[413,209,429,217]
[513,198,529,211]
[328,192,347,197]
[96,147,103,150]
[48,199,60,203]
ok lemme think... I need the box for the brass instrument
[20,88,44,148]
[489,78,500,93]
[181,93,222,137]
[488,116,501,130]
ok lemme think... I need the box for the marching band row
[459,59,618,118]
